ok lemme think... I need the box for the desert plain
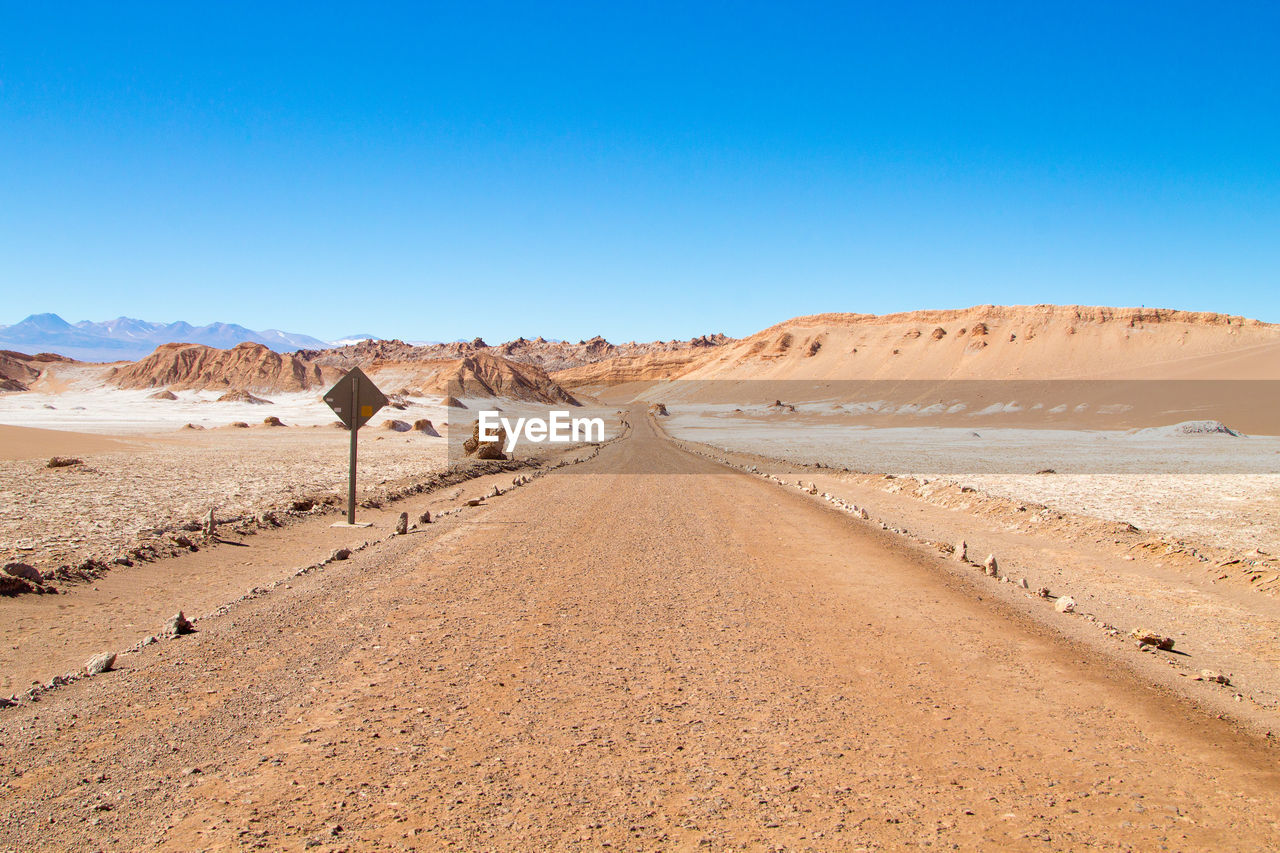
[2,305,1280,851]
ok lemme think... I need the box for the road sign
[323,367,388,526]
[324,366,388,431]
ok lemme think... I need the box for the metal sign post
[323,367,388,528]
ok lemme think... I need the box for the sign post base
[330,521,374,529]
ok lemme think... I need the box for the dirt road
[2,415,1278,851]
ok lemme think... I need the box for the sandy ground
[1,414,1278,851]
[0,393,620,573]
[663,410,1280,554]
[0,457,552,697]
[0,424,131,460]
[0,426,450,572]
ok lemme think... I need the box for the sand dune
[554,305,1280,395]
[0,424,131,460]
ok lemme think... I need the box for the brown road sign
[324,367,388,431]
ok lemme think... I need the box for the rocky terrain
[108,342,335,392]
[301,332,731,373]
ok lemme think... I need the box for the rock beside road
[84,652,116,675]
[3,562,42,583]
[0,575,38,596]
[165,611,194,636]
[1131,629,1175,651]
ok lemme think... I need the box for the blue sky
[1,1,1277,342]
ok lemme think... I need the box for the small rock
[0,576,38,597]
[165,611,195,636]
[1036,587,1052,598]
[1199,670,1231,685]
[330,548,351,562]
[1130,629,1175,651]
[418,511,432,524]
[955,540,967,562]
[46,456,83,468]
[1054,596,1076,613]
[983,554,998,577]
[3,562,42,584]
[85,652,116,675]
[395,512,408,535]
[1017,578,1029,589]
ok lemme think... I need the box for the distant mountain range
[0,313,334,362]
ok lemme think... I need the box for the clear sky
[1,1,1277,342]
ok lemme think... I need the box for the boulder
[262,416,286,427]
[463,421,506,460]
[983,554,998,577]
[418,510,432,524]
[954,540,968,562]
[148,389,178,400]
[329,548,351,562]
[412,419,441,437]
[381,419,411,432]
[395,512,409,535]
[46,457,83,468]
[85,652,116,675]
[1054,596,1076,613]
[164,611,194,636]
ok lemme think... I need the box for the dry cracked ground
[2,416,1279,851]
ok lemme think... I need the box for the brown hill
[0,350,76,391]
[109,342,334,392]
[578,306,1280,432]
[366,351,579,406]
[642,305,1280,384]
[552,349,710,387]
